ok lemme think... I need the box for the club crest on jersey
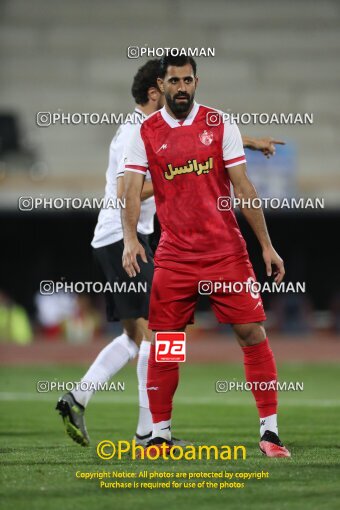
[199,130,214,146]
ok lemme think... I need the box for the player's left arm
[223,120,284,283]
[242,136,285,158]
[228,163,285,283]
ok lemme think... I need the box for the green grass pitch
[0,362,339,510]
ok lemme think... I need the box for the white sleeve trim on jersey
[108,122,147,178]
[222,112,246,168]
[124,167,148,175]
[124,122,149,175]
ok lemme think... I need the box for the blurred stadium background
[0,0,339,357]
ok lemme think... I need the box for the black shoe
[56,392,90,447]
[133,432,152,446]
[146,436,173,447]
[134,432,192,447]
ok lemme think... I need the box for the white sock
[72,333,138,407]
[152,420,171,441]
[136,340,153,436]
[260,414,278,437]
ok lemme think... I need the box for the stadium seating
[0,0,339,204]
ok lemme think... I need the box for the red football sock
[242,338,278,418]
[147,344,179,423]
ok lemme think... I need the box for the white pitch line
[0,392,339,407]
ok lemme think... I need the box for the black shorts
[93,234,154,322]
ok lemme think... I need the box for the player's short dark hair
[158,56,197,78]
[131,59,161,105]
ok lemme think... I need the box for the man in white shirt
[56,60,163,447]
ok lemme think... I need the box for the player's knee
[232,322,266,346]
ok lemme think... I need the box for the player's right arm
[117,175,154,202]
[121,172,148,277]
[121,126,149,277]
[116,126,154,203]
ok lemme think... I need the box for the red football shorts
[148,253,266,330]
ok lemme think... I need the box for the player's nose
[177,79,187,91]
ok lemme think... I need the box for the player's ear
[148,87,161,103]
[157,77,164,93]
[194,76,199,88]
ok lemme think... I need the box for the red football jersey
[125,102,247,262]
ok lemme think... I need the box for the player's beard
[165,91,195,117]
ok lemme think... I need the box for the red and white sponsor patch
[155,332,186,362]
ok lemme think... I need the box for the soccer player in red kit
[122,55,290,458]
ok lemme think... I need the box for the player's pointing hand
[264,138,285,158]
[254,137,286,158]
[122,239,148,278]
[262,246,285,284]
